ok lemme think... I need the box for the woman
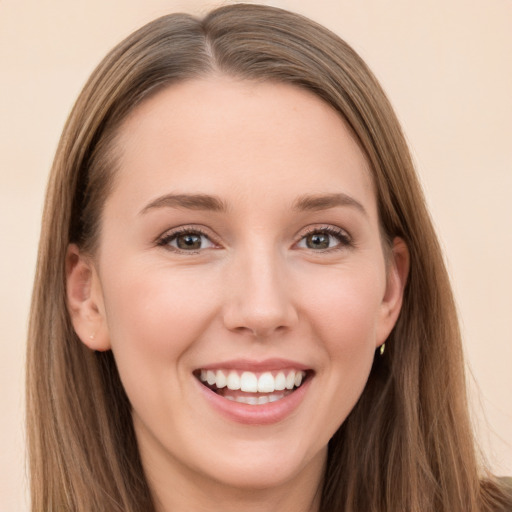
[26,4,512,511]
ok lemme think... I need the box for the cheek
[299,262,385,349]
[100,261,219,389]
[298,264,384,404]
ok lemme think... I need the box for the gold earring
[379,343,385,356]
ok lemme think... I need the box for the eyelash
[298,225,353,252]
[156,225,353,254]
[157,226,217,254]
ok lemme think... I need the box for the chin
[198,445,325,491]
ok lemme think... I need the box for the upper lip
[196,358,311,372]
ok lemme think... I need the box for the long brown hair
[26,4,512,511]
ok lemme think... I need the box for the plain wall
[1,0,511,510]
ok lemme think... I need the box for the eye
[158,228,216,252]
[296,227,351,251]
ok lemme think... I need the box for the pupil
[177,234,201,250]
[307,233,329,249]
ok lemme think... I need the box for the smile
[195,368,310,405]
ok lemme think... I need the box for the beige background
[1,0,511,510]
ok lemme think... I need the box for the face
[68,77,407,503]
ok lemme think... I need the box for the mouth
[194,368,312,405]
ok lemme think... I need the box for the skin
[67,77,409,512]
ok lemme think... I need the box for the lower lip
[195,376,312,425]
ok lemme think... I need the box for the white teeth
[285,372,296,390]
[206,370,216,386]
[257,372,275,393]
[274,372,286,390]
[199,369,307,394]
[226,371,241,390]
[224,392,287,405]
[215,370,227,388]
[240,372,258,392]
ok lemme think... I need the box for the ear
[65,244,111,351]
[376,237,410,347]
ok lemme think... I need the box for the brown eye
[176,233,203,250]
[305,233,330,249]
[297,228,351,251]
[161,230,215,252]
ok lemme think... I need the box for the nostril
[235,323,287,337]
[223,306,299,339]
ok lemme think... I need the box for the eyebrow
[140,193,227,215]
[293,193,367,216]
[139,191,367,216]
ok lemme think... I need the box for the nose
[222,247,299,339]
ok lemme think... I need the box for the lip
[197,358,311,372]
[194,359,313,425]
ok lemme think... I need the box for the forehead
[110,76,375,216]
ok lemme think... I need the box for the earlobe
[66,244,111,351]
[376,237,410,346]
